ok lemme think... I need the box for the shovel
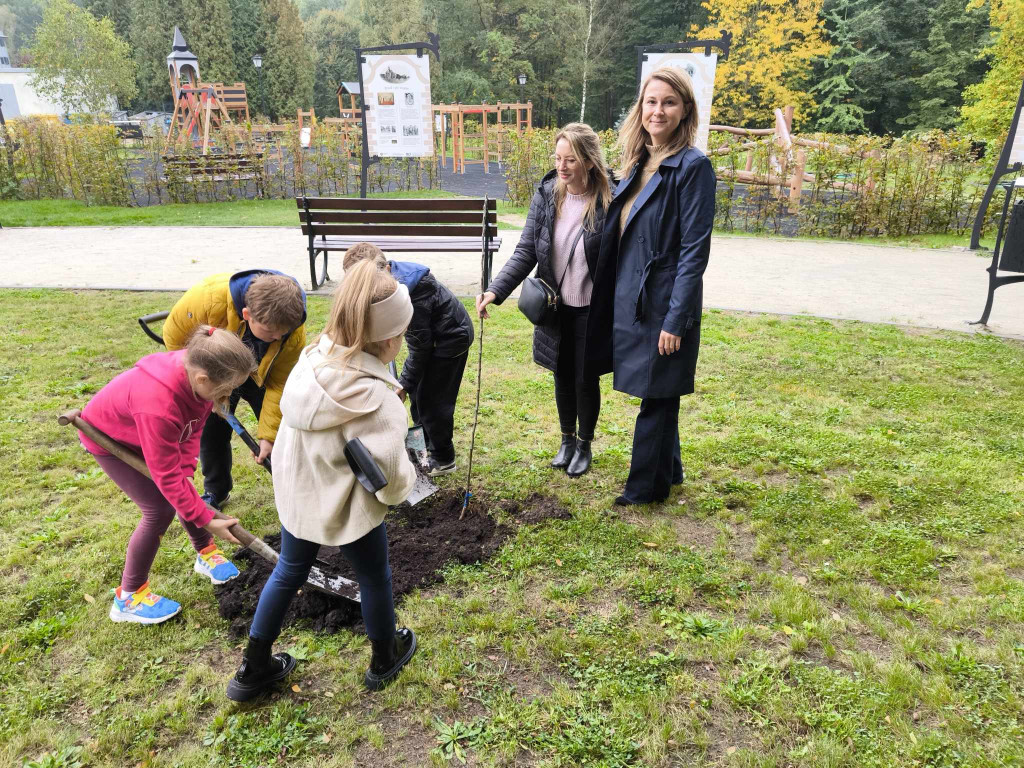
[387,361,440,506]
[58,409,361,604]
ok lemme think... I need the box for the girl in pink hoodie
[79,326,256,624]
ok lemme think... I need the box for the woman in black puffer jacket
[476,123,612,477]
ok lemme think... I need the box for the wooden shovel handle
[57,408,277,560]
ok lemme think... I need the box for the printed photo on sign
[405,93,415,106]
[378,92,395,106]
[403,125,419,137]
[380,124,397,135]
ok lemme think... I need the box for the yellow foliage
[961,0,1024,144]
[698,0,831,129]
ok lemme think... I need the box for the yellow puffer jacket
[163,271,307,442]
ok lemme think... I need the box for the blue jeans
[249,522,396,643]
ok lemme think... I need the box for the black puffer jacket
[391,260,474,392]
[486,169,608,372]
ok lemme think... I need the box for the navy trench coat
[583,146,716,399]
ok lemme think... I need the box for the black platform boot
[567,438,592,477]
[550,433,576,470]
[226,635,296,702]
[364,628,417,691]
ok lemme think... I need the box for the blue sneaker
[193,544,239,585]
[109,582,182,624]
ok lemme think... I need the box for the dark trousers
[407,351,468,464]
[553,305,601,441]
[199,377,264,501]
[249,522,396,644]
[622,396,684,503]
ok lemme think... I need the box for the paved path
[2,226,1019,338]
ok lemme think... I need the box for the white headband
[367,283,413,342]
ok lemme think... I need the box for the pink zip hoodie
[79,349,215,526]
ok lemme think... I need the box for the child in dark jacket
[343,243,473,475]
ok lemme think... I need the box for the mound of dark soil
[215,490,569,636]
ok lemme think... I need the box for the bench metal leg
[310,248,329,290]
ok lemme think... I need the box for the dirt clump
[215,489,569,636]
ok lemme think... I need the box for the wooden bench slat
[295,197,497,212]
[307,236,502,252]
[302,224,498,238]
[299,211,491,225]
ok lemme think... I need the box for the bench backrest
[296,197,497,240]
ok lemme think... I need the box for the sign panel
[1010,110,1024,166]
[361,54,433,158]
[640,52,717,153]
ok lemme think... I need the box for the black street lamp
[517,72,527,105]
[252,53,266,118]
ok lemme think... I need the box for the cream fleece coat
[273,334,416,546]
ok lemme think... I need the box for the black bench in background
[296,196,501,290]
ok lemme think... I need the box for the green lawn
[3,291,1024,767]
[0,196,527,230]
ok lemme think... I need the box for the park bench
[162,151,266,196]
[296,196,501,290]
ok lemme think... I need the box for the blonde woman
[476,123,612,477]
[584,67,716,505]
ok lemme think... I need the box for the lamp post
[517,72,527,106]
[252,53,265,118]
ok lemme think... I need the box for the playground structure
[433,102,532,173]
[709,106,877,212]
[164,28,250,155]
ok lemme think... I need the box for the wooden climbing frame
[433,102,532,174]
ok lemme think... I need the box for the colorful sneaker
[193,544,239,585]
[109,582,181,625]
[426,456,457,477]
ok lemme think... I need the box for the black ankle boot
[225,635,296,702]
[567,439,592,477]
[551,433,576,470]
[364,628,417,691]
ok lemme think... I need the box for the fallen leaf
[443,683,456,690]
[322,733,333,744]
[781,625,796,636]
[821,538,831,545]
[83,593,95,604]
[324,691,334,698]
[555,558,562,566]
[0,644,9,655]
[831,611,842,621]
[643,542,659,549]
[912,710,920,722]
[909,732,917,744]
[884,715,891,724]
[794,576,808,586]
[292,684,302,693]
[726,746,737,755]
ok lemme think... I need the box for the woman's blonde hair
[616,67,699,177]
[322,259,400,368]
[184,325,256,385]
[553,122,611,231]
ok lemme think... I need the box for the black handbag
[517,224,586,325]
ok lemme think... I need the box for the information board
[640,52,717,153]
[361,54,433,158]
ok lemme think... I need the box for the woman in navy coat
[584,66,716,505]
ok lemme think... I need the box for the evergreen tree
[305,8,358,117]
[812,0,883,133]
[128,0,184,110]
[228,0,268,105]
[182,0,238,84]
[898,0,989,131]
[262,0,313,119]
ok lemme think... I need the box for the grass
[3,290,1024,766]
[0,194,527,230]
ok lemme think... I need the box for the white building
[0,29,66,118]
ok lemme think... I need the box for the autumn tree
[697,0,831,129]
[961,0,1024,144]
[29,0,137,115]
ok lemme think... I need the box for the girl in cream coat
[226,260,418,701]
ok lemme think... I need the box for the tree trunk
[579,0,593,122]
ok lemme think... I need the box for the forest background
[1,0,1022,146]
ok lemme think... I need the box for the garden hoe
[57,409,361,604]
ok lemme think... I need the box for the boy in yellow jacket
[163,270,307,508]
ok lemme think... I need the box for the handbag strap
[555,224,587,295]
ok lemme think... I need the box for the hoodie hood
[135,349,203,410]
[388,260,430,292]
[228,269,309,331]
[280,335,401,432]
